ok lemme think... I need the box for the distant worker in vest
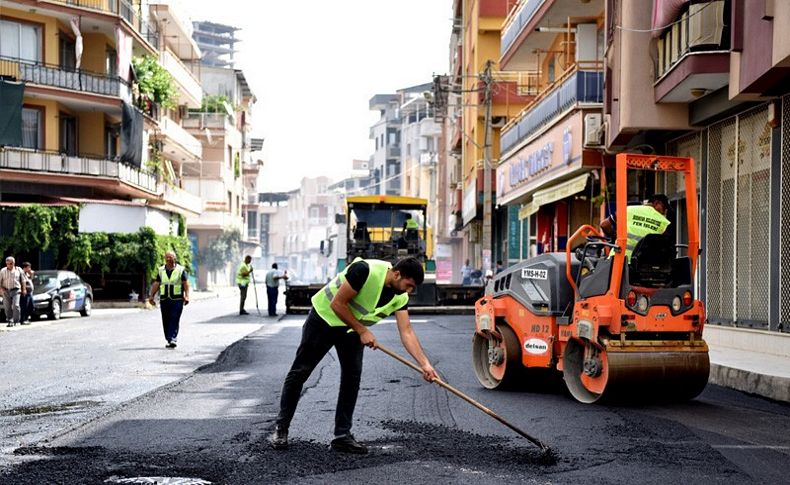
[270,256,438,454]
[600,193,671,260]
[237,255,254,316]
[403,213,419,231]
[265,263,288,317]
[149,251,189,349]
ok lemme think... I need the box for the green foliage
[195,94,230,113]
[201,228,241,272]
[12,205,53,251]
[132,55,178,110]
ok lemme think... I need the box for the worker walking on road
[148,251,189,349]
[270,256,438,454]
[265,263,288,317]
[237,255,253,316]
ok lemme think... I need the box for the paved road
[0,293,273,457]
[2,313,790,484]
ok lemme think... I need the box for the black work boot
[330,434,368,454]
[270,426,288,450]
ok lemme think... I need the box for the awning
[518,172,591,220]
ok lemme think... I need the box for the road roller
[473,153,709,403]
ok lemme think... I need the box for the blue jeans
[160,298,184,343]
[266,285,278,316]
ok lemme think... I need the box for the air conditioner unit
[688,1,725,48]
[584,113,603,147]
[491,116,507,128]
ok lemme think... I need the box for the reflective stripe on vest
[159,265,184,299]
[236,262,252,285]
[311,258,409,328]
[623,205,670,261]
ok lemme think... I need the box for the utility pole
[481,60,494,273]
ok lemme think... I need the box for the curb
[709,363,790,403]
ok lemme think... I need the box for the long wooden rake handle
[376,344,550,451]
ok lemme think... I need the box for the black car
[30,270,93,320]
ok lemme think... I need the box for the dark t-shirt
[344,261,408,310]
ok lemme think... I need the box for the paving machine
[286,195,482,314]
[473,154,709,403]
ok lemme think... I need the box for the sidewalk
[705,325,790,402]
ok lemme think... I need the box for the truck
[285,195,482,314]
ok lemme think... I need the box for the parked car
[31,270,93,320]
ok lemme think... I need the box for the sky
[186,0,453,192]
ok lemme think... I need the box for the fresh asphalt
[2,304,790,483]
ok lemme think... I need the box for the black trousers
[275,309,364,437]
[239,284,248,312]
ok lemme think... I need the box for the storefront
[496,110,606,259]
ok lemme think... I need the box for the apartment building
[369,93,401,195]
[605,0,790,334]
[456,0,532,274]
[182,62,256,289]
[495,0,606,261]
[0,0,200,231]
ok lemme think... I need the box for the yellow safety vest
[159,264,184,299]
[623,205,670,261]
[236,262,252,286]
[405,219,419,230]
[311,258,409,327]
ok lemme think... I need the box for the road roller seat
[628,233,675,287]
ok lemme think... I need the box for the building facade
[369,93,401,195]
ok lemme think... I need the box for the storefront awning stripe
[518,172,590,220]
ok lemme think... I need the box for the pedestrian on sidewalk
[270,256,437,454]
[237,255,253,315]
[148,251,189,349]
[20,262,34,325]
[265,263,288,317]
[1,256,26,327]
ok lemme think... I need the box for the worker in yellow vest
[270,257,437,454]
[600,193,671,260]
[148,251,189,349]
[237,255,253,315]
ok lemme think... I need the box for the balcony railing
[501,0,546,58]
[0,147,159,194]
[46,0,160,49]
[655,1,729,79]
[0,57,130,98]
[500,63,603,155]
[183,112,234,130]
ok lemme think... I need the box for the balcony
[0,57,130,98]
[654,1,730,103]
[499,0,602,71]
[45,0,160,49]
[159,184,203,215]
[183,112,235,131]
[0,146,159,195]
[500,65,603,155]
[161,49,203,108]
[386,145,401,159]
[149,1,200,60]
[158,115,202,161]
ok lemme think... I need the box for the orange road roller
[473,154,709,403]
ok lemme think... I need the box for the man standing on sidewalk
[265,263,288,317]
[1,256,26,327]
[237,255,253,316]
[270,257,437,454]
[149,251,189,348]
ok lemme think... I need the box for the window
[105,123,120,158]
[106,48,118,76]
[59,113,77,156]
[21,107,42,149]
[0,20,42,62]
[547,57,556,83]
[59,35,76,70]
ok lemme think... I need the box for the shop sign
[462,178,477,225]
[509,143,553,188]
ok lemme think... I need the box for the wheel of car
[49,298,61,320]
[80,297,92,317]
